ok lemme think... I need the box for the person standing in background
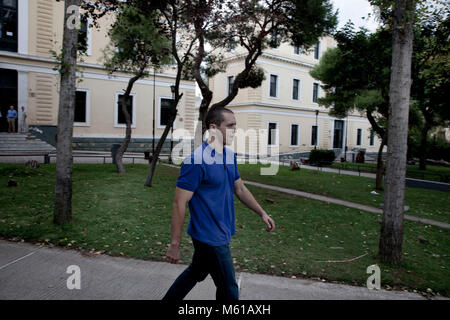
[19,106,28,133]
[7,105,17,133]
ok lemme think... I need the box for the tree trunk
[418,124,430,170]
[375,134,387,191]
[379,0,415,265]
[53,0,79,225]
[114,69,145,174]
[144,96,182,187]
[115,95,132,174]
[365,110,387,191]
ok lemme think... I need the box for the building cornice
[224,52,316,69]
[230,106,370,123]
[228,103,368,120]
[0,50,186,82]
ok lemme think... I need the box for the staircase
[0,132,55,163]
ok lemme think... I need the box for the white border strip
[233,107,371,124]
[0,251,36,271]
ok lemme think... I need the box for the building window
[78,16,92,55]
[74,90,88,124]
[333,120,344,149]
[370,130,375,146]
[311,125,318,147]
[357,128,362,146]
[226,36,237,52]
[227,76,234,96]
[314,42,320,60]
[269,74,278,98]
[291,124,299,146]
[313,83,319,103]
[269,30,280,48]
[294,45,301,55]
[116,93,135,127]
[268,122,277,146]
[159,97,174,127]
[0,0,18,52]
[292,79,300,100]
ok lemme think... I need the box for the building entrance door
[0,68,18,132]
[333,120,344,149]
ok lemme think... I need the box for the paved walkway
[1,240,442,300]
[254,158,377,179]
[243,181,450,230]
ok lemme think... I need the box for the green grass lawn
[0,163,449,297]
[329,162,450,182]
[238,163,450,225]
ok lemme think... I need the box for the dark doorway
[0,68,18,132]
[333,120,344,149]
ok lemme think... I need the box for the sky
[331,0,381,33]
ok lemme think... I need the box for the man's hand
[262,213,275,232]
[165,244,180,264]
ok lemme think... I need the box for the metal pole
[152,69,156,156]
[170,126,174,164]
[315,110,319,150]
[169,85,175,164]
[345,113,348,162]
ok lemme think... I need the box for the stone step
[0,133,56,156]
[0,141,53,149]
[0,140,53,145]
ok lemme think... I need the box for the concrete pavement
[0,240,442,300]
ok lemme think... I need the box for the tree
[310,26,392,190]
[103,2,171,174]
[188,0,338,142]
[411,7,450,169]
[143,0,336,185]
[379,0,416,265]
[53,0,81,225]
[144,0,199,187]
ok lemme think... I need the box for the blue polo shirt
[176,141,240,246]
[7,109,17,119]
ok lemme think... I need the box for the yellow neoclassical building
[209,37,384,160]
[0,0,197,152]
[0,0,383,160]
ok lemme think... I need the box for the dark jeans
[162,238,239,301]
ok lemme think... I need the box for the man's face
[210,112,237,146]
[9,106,13,110]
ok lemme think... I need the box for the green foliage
[202,54,227,78]
[310,26,391,120]
[286,0,338,48]
[194,0,338,102]
[103,4,171,75]
[238,66,266,89]
[412,8,450,126]
[309,149,336,166]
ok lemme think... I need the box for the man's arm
[234,178,275,232]
[165,187,194,264]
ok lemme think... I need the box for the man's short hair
[205,106,234,129]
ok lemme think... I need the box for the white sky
[331,0,381,32]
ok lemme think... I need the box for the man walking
[163,106,275,301]
[7,105,17,133]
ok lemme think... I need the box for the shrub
[428,137,450,162]
[309,149,336,166]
